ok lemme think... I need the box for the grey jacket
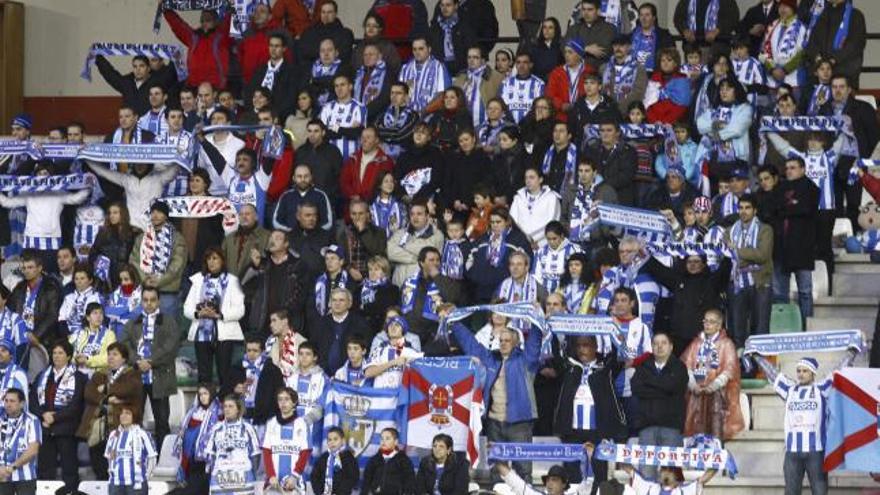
[120,311,181,398]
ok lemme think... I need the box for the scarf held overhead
[81,43,187,82]
[593,440,738,478]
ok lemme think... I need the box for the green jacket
[129,224,188,293]
[120,311,181,398]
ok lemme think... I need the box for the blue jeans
[728,285,772,348]
[486,418,533,482]
[784,451,827,495]
[637,426,683,479]
[773,266,814,324]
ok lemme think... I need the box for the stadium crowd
[0,0,878,494]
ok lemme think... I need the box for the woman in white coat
[510,166,561,249]
[183,247,245,388]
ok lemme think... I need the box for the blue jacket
[451,322,541,423]
[695,103,753,164]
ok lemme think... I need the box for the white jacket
[88,162,178,231]
[183,272,246,342]
[0,189,90,239]
[510,186,561,247]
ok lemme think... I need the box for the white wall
[19,0,880,97]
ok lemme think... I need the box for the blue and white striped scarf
[542,144,577,179]
[594,440,738,478]
[400,57,446,112]
[603,55,639,102]
[688,0,720,32]
[464,65,488,127]
[440,239,466,280]
[354,60,388,107]
[563,282,587,313]
[315,271,348,317]
[0,173,95,193]
[437,14,459,61]
[360,277,387,308]
[36,365,77,409]
[139,312,157,385]
[807,84,830,116]
[730,218,760,292]
[370,197,407,237]
[631,27,657,70]
[196,273,228,342]
[833,0,854,51]
[805,0,826,43]
[153,0,226,33]
[81,43,187,82]
[401,274,439,320]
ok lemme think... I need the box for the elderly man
[387,201,444,286]
[222,204,269,279]
[311,288,369,374]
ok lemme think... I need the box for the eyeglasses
[703,319,722,324]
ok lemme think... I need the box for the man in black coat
[776,157,820,324]
[232,337,285,425]
[287,203,333,282]
[554,336,627,493]
[737,0,779,56]
[244,32,300,122]
[432,0,498,55]
[311,288,371,375]
[585,121,637,206]
[821,75,879,230]
[9,250,61,348]
[673,0,739,54]
[805,0,866,88]
[95,55,175,115]
[644,166,699,220]
[297,1,355,66]
[242,230,307,335]
[631,333,689,461]
[296,120,345,210]
[572,74,623,146]
[428,0,478,75]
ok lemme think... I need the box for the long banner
[645,241,735,259]
[744,329,864,356]
[758,116,848,133]
[546,314,620,338]
[592,203,672,240]
[593,441,738,479]
[488,442,591,478]
[77,143,198,170]
[81,43,187,82]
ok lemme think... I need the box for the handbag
[86,412,106,447]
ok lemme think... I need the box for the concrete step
[836,260,880,274]
[836,252,874,266]
[813,296,877,319]
[703,473,874,495]
[807,316,875,334]
[832,271,880,297]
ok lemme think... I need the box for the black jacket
[415,453,470,495]
[296,141,345,207]
[572,97,623,145]
[402,273,462,346]
[737,1,779,56]
[440,147,492,210]
[492,144,533,203]
[311,312,372,374]
[585,142,638,206]
[362,450,416,495]
[527,40,563,81]
[173,213,225,264]
[630,355,689,431]
[242,252,306,336]
[805,1,866,85]
[542,143,577,193]
[30,367,88,437]
[432,0,499,54]
[820,97,879,158]
[311,449,360,495]
[88,227,138,286]
[298,19,355,65]
[642,257,729,351]
[230,358,284,425]
[465,227,533,303]
[554,357,627,442]
[245,60,301,122]
[394,143,445,201]
[288,226,333,282]
[361,283,401,332]
[94,56,176,115]
[307,64,356,112]
[777,176,820,272]
[428,110,473,152]
[9,275,61,346]
[428,18,477,75]
[644,184,699,221]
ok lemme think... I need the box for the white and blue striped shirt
[0,411,40,482]
[0,365,29,417]
[775,374,831,452]
[319,99,367,160]
[284,368,328,422]
[499,75,545,124]
[105,425,157,489]
[572,360,599,431]
[532,239,582,294]
[594,265,661,329]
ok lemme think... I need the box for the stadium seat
[152,433,180,479]
[36,481,65,494]
[78,481,109,495]
[856,94,877,110]
[168,389,187,432]
[770,303,802,333]
[833,218,854,239]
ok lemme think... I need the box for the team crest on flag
[323,381,404,469]
[399,357,485,467]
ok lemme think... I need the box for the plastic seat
[833,218,854,239]
[770,303,802,333]
[856,94,877,110]
[152,433,180,479]
[812,260,828,300]
[78,481,109,495]
[168,389,186,433]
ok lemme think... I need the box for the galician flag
[399,357,485,467]
[824,367,880,472]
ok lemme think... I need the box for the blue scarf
[241,353,266,408]
[563,282,587,313]
[806,0,826,42]
[688,0,720,32]
[465,65,488,126]
[694,331,721,383]
[542,144,577,180]
[833,1,853,51]
[440,239,466,280]
[360,277,386,308]
[36,364,77,409]
[315,271,349,317]
[323,448,344,494]
[487,228,509,268]
[631,27,657,70]
[371,197,407,238]
[437,14,459,61]
[401,274,440,321]
[196,273,228,342]
[603,55,639,103]
[139,312,158,385]
[730,218,760,292]
[354,61,388,106]
[400,57,445,112]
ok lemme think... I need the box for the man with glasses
[453,46,503,128]
[398,37,450,113]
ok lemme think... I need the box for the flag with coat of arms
[398,356,485,467]
[824,367,880,472]
[322,381,405,469]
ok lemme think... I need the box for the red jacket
[246,134,295,202]
[646,71,690,124]
[164,10,232,89]
[340,148,394,205]
[862,171,880,203]
[545,64,594,122]
[238,18,282,87]
[271,0,329,37]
